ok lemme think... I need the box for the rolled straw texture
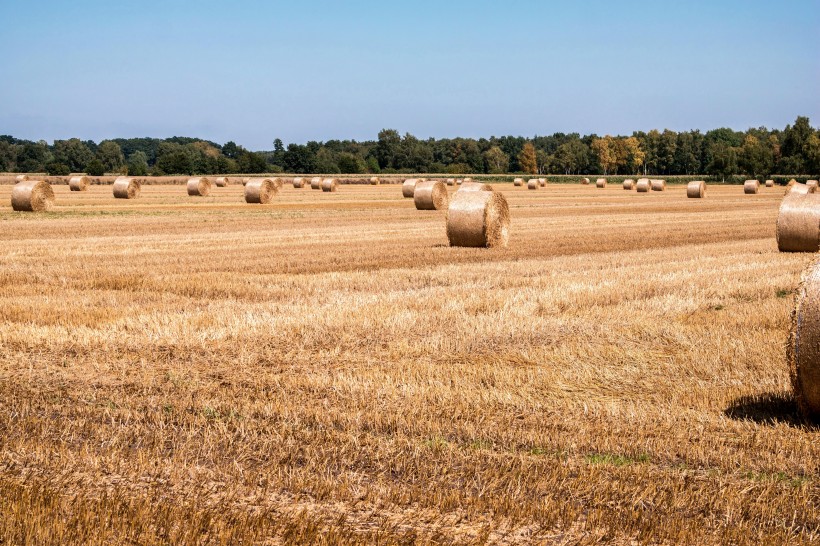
[580,177,590,185]
[321,178,338,192]
[788,258,820,420]
[744,180,760,194]
[214,177,228,187]
[650,179,666,191]
[527,179,538,190]
[686,180,706,198]
[414,180,449,210]
[244,178,278,204]
[777,191,820,252]
[458,181,494,192]
[292,177,305,188]
[622,179,635,190]
[112,177,140,199]
[596,178,607,188]
[402,178,419,198]
[187,177,212,197]
[11,180,54,211]
[765,179,775,188]
[513,178,524,187]
[370,177,380,186]
[68,175,90,192]
[446,190,510,248]
[310,177,322,190]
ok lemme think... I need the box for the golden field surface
[0,182,817,545]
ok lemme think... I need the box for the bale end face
[596,178,607,188]
[414,180,449,210]
[68,175,90,192]
[447,191,510,248]
[112,177,140,199]
[187,177,213,197]
[244,178,278,204]
[788,259,820,421]
[11,180,55,211]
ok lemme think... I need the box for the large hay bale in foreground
[744,179,760,194]
[596,178,607,188]
[686,180,706,198]
[788,258,820,420]
[777,190,820,252]
[458,181,494,192]
[513,178,524,187]
[370,177,380,186]
[527,179,538,190]
[414,180,448,210]
[11,180,54,211]
[402,178,420,198]
[112,177,140,199]
[447,190,510,248]
[321,178,338,192]
[214,177,228,187]
[244,178,278,204]
[293,177,305,188]
[650,179,666,191]
[623,179,635,190]
[580,177,590,185]
[310,177,322,190]
[187,177,212,197]
[68,175,90,192]
[765,179,775,188]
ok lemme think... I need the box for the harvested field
[0,183,817,545]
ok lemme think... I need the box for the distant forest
[1,116,818,178]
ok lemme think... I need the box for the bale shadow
[724,391,818,429]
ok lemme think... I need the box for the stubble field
[0,182,817,545]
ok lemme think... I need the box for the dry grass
[0,183,817,545]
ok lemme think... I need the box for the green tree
[127,151,149,176]
[591,137,616,175]
[483,146,509,174]
[739,134,773,177]
[517,142,537,174]
[338,152,365,174]
[85,159,106,176]
[96,140,125,172]
[555,140,589,174]
[54,138,93,172]
[45,161,70,175]
[376,129,401,169]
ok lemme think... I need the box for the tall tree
[591,136,616,175]
[517,142,538,174]
[483,146,509,174]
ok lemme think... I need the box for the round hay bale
[527,179,539,190]
[310,177,322,190]
[112,176,140,199]
[402,178,419,198]
[636,179,651,192]
[187,177,212,197]
[15,174,29,183]
[580,177,590,185]
[456,179,464,185]
[244,178,278,204]
[11,180,54,212]
[538,178,547,187]
[776,191,820,252]
[446,190,510,248]
[650,179,666,191]
[292,177,305,188]
[370,177,380,186]
[414,180,449,210]
[214,177,228,187]
[622,179,635,190]
[463,177,473,183]
[446,178,456,186]
[68,175,90,192]
[744,179,760,194]
[458,181,494,192]
[788,258,820,420]
[808,180,819,191]
[321,178,338,192]
[765,179,775,188]
[686,180,706,198]
[513,178,524,187]
[596,178,607,188]
[271,177,283,190]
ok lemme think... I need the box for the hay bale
[112,176,140,199]
[321,178,338,192]
[580,177,590,185]
[788,258,820,420]
[271,177,283,190]
[370,177,380,186]
[214,177,228,187]
[187,177,212,197]
[463,177,473,183]
[414,180,449,210]
[293,177,305,188]
[808,180,819,191]
[744,179,760,194]
[445,178,456,186]
[527,179,539,190]
[11,180,54,211]
[686,180,706,198]
[622,179,635,190]
[402,178,420,198]
[513,178,524,187]
[310,177,322,190]
[68,175,90,192]
[765,179,775,188]
[596,178,607,188]
[650,179,666,191]
[244,178,278,204]
[776,191,820,252]
[15,174,29,182]
[636,179,651,192]
[446,190,510,248]
[538,178,547,187]
[456,179,464,185]
[458,181,494,192]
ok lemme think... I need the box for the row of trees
[1,117,818,177]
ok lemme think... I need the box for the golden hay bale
[776,191,820,252]
[527,179,539,190]
[596,178,607,188]
[214,177,228,187]
[456,179,464,185]
[370,177,380,186]
[650,179,666,191]
[187,177,212,197]
[686,180,706,198]
[622,179,635,190]
[293,177,305,188]
[112,176,140,199]
[11,180,54,212]
[15,174,29,182]
[513,177,524,187]
[446,190,510,248]
[463,177,473,182]
[788,257,820,420]
[765,179,775,188]
[310,177,322,190]
[244,178,278,204]
[321,178,338,192]
[445,178,456,186]
[636,179,651,192]
[271,177,283,190]
[744,179,760,194]
[538,178,547,187]
[68,175,90,192]
[414,180,449,210]
[402,178,420,198]
[580,177,590,185]
[458,181,494,192]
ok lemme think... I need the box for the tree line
[1,116,818,177]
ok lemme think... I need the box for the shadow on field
[724,392,817,429]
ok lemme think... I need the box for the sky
[1,0,818,150]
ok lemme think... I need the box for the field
[0,182,817,545]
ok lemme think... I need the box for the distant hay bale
[214,177,228,187]
[622,179,635,190]
[580,177,590,185]
[513,178,524,186]
[596,178,607,188]
[271,177,283,190]
[321,178,338,192]
[744,179,760,194]
[310,177,322,190]
[776,190,820,252]
[686,180,706,198]
[459,181,494,192]
[11,180,54,212]
[463,177,473,183]
[538,178,547,187]
[446,190,510,248]
[527,179,538,190]
[293,177,305,188]
[112,176,140,199]
[370,177,380,186]
[636,179,651,192]
[446,178,456,186]
[244,178,278,204]
[456,179,464,185]
[414,180,449,210]
[68,175,90,192]
[402,178,420,198]
[650,179,666,191]
[765,179,775,188]
[187,177,212,197]
[15,174,29,182]
[788,258,820,420]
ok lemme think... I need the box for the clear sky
[1,0,817,149]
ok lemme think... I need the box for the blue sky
[1,0,817,149]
